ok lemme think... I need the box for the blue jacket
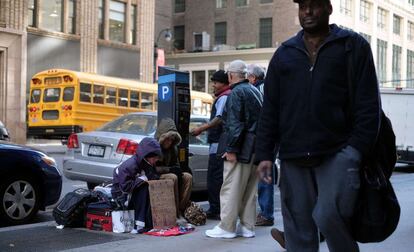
[256,24,380,161]
[112,137,162,197]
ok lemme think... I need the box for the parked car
[0,141,62,225]
[0,120,10,141]
[63,112,209,191]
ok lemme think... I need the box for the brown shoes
[255,214,274,226]
[271,228,286,249]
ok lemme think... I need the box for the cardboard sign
[148,180,177,229]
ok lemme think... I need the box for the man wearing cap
[255,0,380,251]
[191,70,231,220]
[205,60,263,239]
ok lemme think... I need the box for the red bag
[86,213,112,232]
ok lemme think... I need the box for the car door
[189,117,209,191]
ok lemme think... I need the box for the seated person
[111,137,162,234]
[155,118,193,216]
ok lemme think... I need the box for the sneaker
[270,228,286,249]
[205,225,236,239]
[130,229,138,234]
[255,214,274,226]
[236,224,255,238]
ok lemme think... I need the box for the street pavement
[1,142,413,251]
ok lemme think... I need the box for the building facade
[0,0,156,143]
[330,0,414,88]
[164,0,300,93]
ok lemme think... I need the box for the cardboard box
[148,180,177,229]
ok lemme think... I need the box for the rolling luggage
[86,200,113,232]
[53,188,93,227]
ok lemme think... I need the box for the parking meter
[157,67,191,171]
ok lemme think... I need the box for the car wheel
[0,176,40,225]
[87,182,98,190]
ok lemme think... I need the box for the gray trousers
[280,146,361,252]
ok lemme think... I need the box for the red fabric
[144,226,194,236]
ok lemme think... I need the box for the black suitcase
[53,188,93,227]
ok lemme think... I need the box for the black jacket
[255,24,380,161]
[223,80,263,153]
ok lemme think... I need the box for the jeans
[207,154,224,214]
[257,166,274,220]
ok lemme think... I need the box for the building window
[392,45,402,87]
[129,4,137,44]
[67,0,76,34]
[259,18,272,48]
[408,21,414,40]
[236,0,248,7]
[215,22,227,45]
[359,32,371,44]
[359,0,370,23]
[340,0,352,16]
[175,0,185,13]
[98,0,104,39]
[377,8,387,30]
[174,25,185,50]
[393,15,401,35]
[410,0,414,7]
[192,71,206,92]
[39,0,63,32]
[28,0,36,27]
[109,0,126,43]
[407,50,414,88]
[216,0,227,8]
[260,0,273,3]
[377,39,387,85]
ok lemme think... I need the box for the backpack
[53,188,94,227]
[183,201,206,226]
[345,35,400,243]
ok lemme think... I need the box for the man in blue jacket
[255,0,380,251]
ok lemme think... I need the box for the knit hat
[211,70,229,84]
[227,60,247,74]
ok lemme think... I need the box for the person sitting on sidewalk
[155,118,193,216]
[111,137,162,234]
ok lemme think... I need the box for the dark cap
[211,70,229,85]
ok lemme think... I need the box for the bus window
[80,83,91,103]
[31,89,41,103]
[63,87,74,101]
[141,92,153,110]
[43,88,60,102]
[93,85,104,104]
[118,89,128,107]
[106,87,116,105]
[130,90,140,108]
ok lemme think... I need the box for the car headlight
[42,156,57,167]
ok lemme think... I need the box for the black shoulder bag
[346,36,400,243]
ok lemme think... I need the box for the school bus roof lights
[32,78,42,85]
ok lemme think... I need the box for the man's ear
[327,3,333,15]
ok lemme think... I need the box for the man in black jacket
[255,0,380,251]
[205,60,263,239]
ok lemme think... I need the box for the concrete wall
[97,45,140,79]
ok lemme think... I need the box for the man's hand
[257,161,273,184]
[190,127,203,136]
[222,152,237,162]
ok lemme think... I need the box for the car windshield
[97,114,157,135]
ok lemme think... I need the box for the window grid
[393,15,401,35]
[377,39,387,85]
[175,0,185,13]
[340,0,352,16]
[359,0,370,23]
[67,0,76,34]
[98,0,104,39]
[236,0,248,7]
[407,50,414,88]
[377,8,387,30]
[259,18,272,48]
[129,4,137,44]
[260,0,273,3]
[28,0,36,27]
[392,45,402,87]
[216,0,227,8]
[215,22,227,45]
[408,21,414,40]
[174,25,185,50]
[109,0,126,43]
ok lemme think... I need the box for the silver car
[63,112,209,191]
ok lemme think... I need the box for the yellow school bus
[27,69,213,138]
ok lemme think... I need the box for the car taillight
[67,133,79,149]
[116,138,138,155]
